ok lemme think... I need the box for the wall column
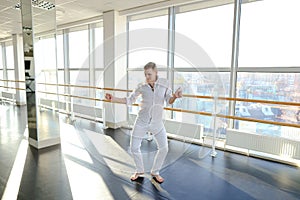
[103,10,127,128]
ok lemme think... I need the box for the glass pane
[35,37,56,70]
[57,70,65,99]
[7,70,15,93]
[236,73,300,101]
[128,50,168,69]
[37,70,58,100]
[0,70,3,87]
[0,45,3,69]
[129,14,168,31]
[95,70,104,108]
[95,26,104,69]
[69,29,89,68]
[239,0,300,67]
[57,70,67,111]
[128,71,167,89]
[128,15,168,68]
[173,72,229,132]
[236,72,300,138]
[57,34,64,69]
[6,45,14,69]
[70,70,90,105]
[175,3,234,68]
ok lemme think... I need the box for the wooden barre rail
[36,82,300,107]
[37,82,131,92]
[183,94,300,107]
[0,79,25,83]
[0,85,26,91]
[1,81,300,128]
[1,80,300,107]
[37,90,300,129]
[164,107,300,129]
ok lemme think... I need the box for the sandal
[130,172,144,181]
[151,173,164,183]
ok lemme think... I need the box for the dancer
[105,62,182,183]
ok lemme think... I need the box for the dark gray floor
[1,103,300,200]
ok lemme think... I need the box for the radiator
[1,91,15,100]
[39,98,57,108]
[226,129,300,160]
[39,98,102,119]
[128,114,203,140]
[73,103,102,119]
[164,119,203,140]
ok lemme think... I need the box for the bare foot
[130,172,144,181]
[151,173,164,183]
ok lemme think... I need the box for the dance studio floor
[1,104,300,200]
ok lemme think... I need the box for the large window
[128,11,168,115]
[0,45,3,88]
[56,34,65,99]
[95,25,104,69]
[7,70,15,93]
[35,37,56,70]
[173,2,233,132]
[5,43,15,92]
[95,71,104,108]
[236,0,300,141]
[5,45,14,69]
[236,72,300,138]
[69,25,89,69]
[56,34,64,69]
[128,12,168,68]
[0,45,3,69]
[127,1,300,138]
[67,24,104,107]
[239,0,300,67]
[94,24,104,108]
[173,72,229,133]
[69,26,89,105]
[35,36,58,101]
[175,2,234,68]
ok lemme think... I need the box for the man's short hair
[144,62,157,71]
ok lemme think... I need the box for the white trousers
[130,124,168,175]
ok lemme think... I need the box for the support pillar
[103,10,127,128]
[21,0,60,148]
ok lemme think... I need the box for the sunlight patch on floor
[64,157,113,200]
[83,128,135,175]
[60,123,93,164]
[2,139,28,200]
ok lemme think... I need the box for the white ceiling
[0,0,203,40]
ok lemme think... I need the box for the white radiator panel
[1,91,15,100]
[226,129,300,160]
[39,98,102,118]
[128,114,203,140]
[39,98,51,107]
[164,119,203,140]
[73,104,102,118]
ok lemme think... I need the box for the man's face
[144,68,157,83]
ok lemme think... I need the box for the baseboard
[106,121,128,129]
[16,101,26,106]
[28,137,61,149]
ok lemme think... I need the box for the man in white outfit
[105,62,182,183]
